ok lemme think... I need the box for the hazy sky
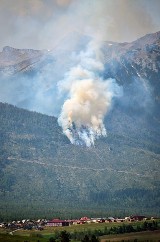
[0,0,160,50]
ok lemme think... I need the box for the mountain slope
[0,31,160,116]
[0,31,160,220]
[102,31,160,110]
[0,102,160,220]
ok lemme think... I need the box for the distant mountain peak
[132,31,160,47]
[2,46,15,52]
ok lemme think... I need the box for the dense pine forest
[0,102,160,220]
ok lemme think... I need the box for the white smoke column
[58,42,120,146]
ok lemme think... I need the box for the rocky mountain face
[0,31,160,115]
[102,32,160,110]
[0,32,160,220]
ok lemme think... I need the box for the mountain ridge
[0,31,160,220]
[0,31,160,116]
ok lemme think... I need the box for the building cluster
[0,219,45,231]
[0,215,154,230]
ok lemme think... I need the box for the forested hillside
[0,102,160,220]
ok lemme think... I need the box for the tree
[49,237,56,242]
[81,235,90,242]
[59,230,70,242]
[91,234,100,242]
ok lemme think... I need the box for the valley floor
[100,230,160,242]
[0,221,160,242]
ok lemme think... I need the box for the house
[91,218,106,223]
[115,218,124,223]
[97,218,105,223]
[90,218,98,223]
[130,215,147,221]
[107,217,116,222]
[79,217,91,223]
[46,219,69,227]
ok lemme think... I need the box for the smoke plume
[58,42,121,146]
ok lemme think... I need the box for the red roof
[48,219,66,223]
[80,217,90,221]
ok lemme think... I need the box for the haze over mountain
[0,31,160,220]
[1,0,160,50]
[0,31,160,115]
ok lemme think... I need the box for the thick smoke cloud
[58,42,122,146]
[0,0,156,146]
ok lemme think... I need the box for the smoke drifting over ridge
[0,0,156,146]
[58,42,122,146]
[0,0,160,50]
[0,37,123,147]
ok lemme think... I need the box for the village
[0,215,155,231]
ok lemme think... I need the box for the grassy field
[0,221,159,242]
[15,222,125,235]
[100,230,160,242]
[13,221,145,236]
[0,233,47,242]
